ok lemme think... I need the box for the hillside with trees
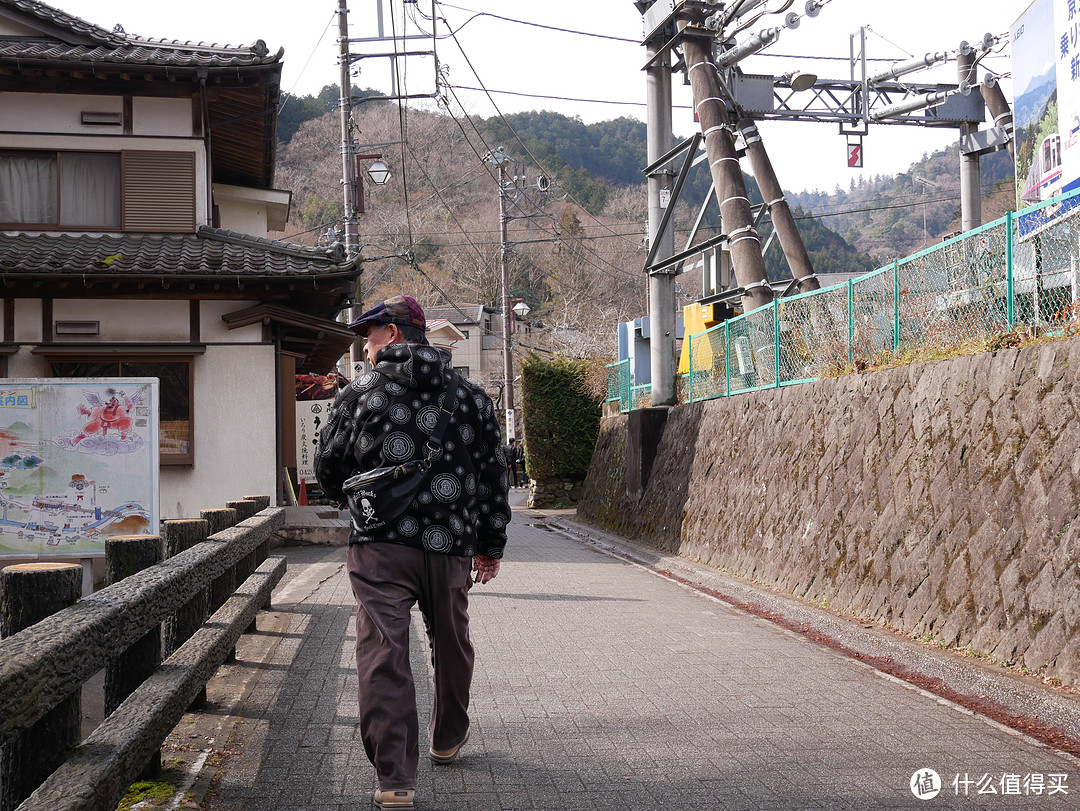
[272,89,1015,363]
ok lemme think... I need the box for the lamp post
[348,154,392,373]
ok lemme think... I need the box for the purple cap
[348,295,426,336]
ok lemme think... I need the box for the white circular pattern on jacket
[397,516,419,537]
[490,514,507,530]
[423,526,453,552]
[464,474,476,495]
[402,359,414,378]
[384,432,415,461]
[456,387,468,399]
[458,424,475,444]
[389,404,411,424]
[417,491,433,504]
[417,347,439,362]
[431,473,461,503]
[477,482,492,499]
[357,432,374,452]
[352,372,378,392]
[420,364,431,375]
[385,382,406,395]
[366,391,388,412]
[449,514,465,534]
[473,393,487,410]
[416,406,440,433]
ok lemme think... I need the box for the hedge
[520,354,602,480]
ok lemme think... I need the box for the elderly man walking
[314,295,510,810]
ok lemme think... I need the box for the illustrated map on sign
[0,379,159,556]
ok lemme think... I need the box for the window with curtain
[0,150,121,228]
[47,358,194,465]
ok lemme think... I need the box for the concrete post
[245,496,274,566]
[0,562,82,811]
[958,50,981,232]
[162,519,210,657]
[646,35,676,406]
[104,535,164,774]
[162,518,211,708]
[677,11,773,312]
[201,507,239,660]
[227,499,261,633]
[980,79,1014,160]
[737,118,819,292]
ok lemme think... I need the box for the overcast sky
[56,0,1025,193]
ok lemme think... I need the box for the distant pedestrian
[506,438,521,487]
[314,295,510,810]
[516,441,528,487]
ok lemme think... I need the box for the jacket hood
[373,343,451,391]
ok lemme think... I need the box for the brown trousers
[347,542,474,790]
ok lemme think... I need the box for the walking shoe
[429,729,470,764]
[373,788,414,809]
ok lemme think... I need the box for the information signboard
[0,378,159,557]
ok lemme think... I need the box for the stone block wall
[578,337,1080,685]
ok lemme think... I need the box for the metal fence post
[893,260,901,351]
[724,320,731,397]
[1006,210,1015,326]
[688,332,695,403]
[773,299,781,388]
[847,279,855,366]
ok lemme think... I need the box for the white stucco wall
[199,301,263,342]
[159,344,277,519]
[12,299,43,343]
[52,299,189,342]
[132,97,193,137]
[0,93,193,137]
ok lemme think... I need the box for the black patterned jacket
[313,343,509,557]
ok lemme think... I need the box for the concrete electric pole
[957,49,981,232]
[645,34,677,407]
[337,0,361,374]
[677,7,773,313]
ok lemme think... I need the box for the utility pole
[484,147,516,439]
[337,0,361,374]
[645,33,676,407]
[957,49,981,232]
[498,162,514,439]
[737,118,819,293]
[677,7,773,313]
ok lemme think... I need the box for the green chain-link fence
[607,188,1080,412]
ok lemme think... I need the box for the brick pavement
[187,500,1080,810]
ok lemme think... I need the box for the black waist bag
[342,372,460,536]
[343,461,426,533]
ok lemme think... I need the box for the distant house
[0,0,359,517]
[423,303,507,388]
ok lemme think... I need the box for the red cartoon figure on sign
[74,390,134,444]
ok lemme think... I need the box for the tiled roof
[0,0,282,68]
[424,303,490,325]
[0,227,359,278]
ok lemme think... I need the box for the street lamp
[366,159,391,186]
[356,154,391,214]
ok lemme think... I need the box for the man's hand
[472,554,501,585]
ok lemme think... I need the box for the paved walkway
[175,498,1080,810]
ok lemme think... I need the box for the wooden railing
[0,497,286,811]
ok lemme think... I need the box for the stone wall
[578,337,1080,685]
